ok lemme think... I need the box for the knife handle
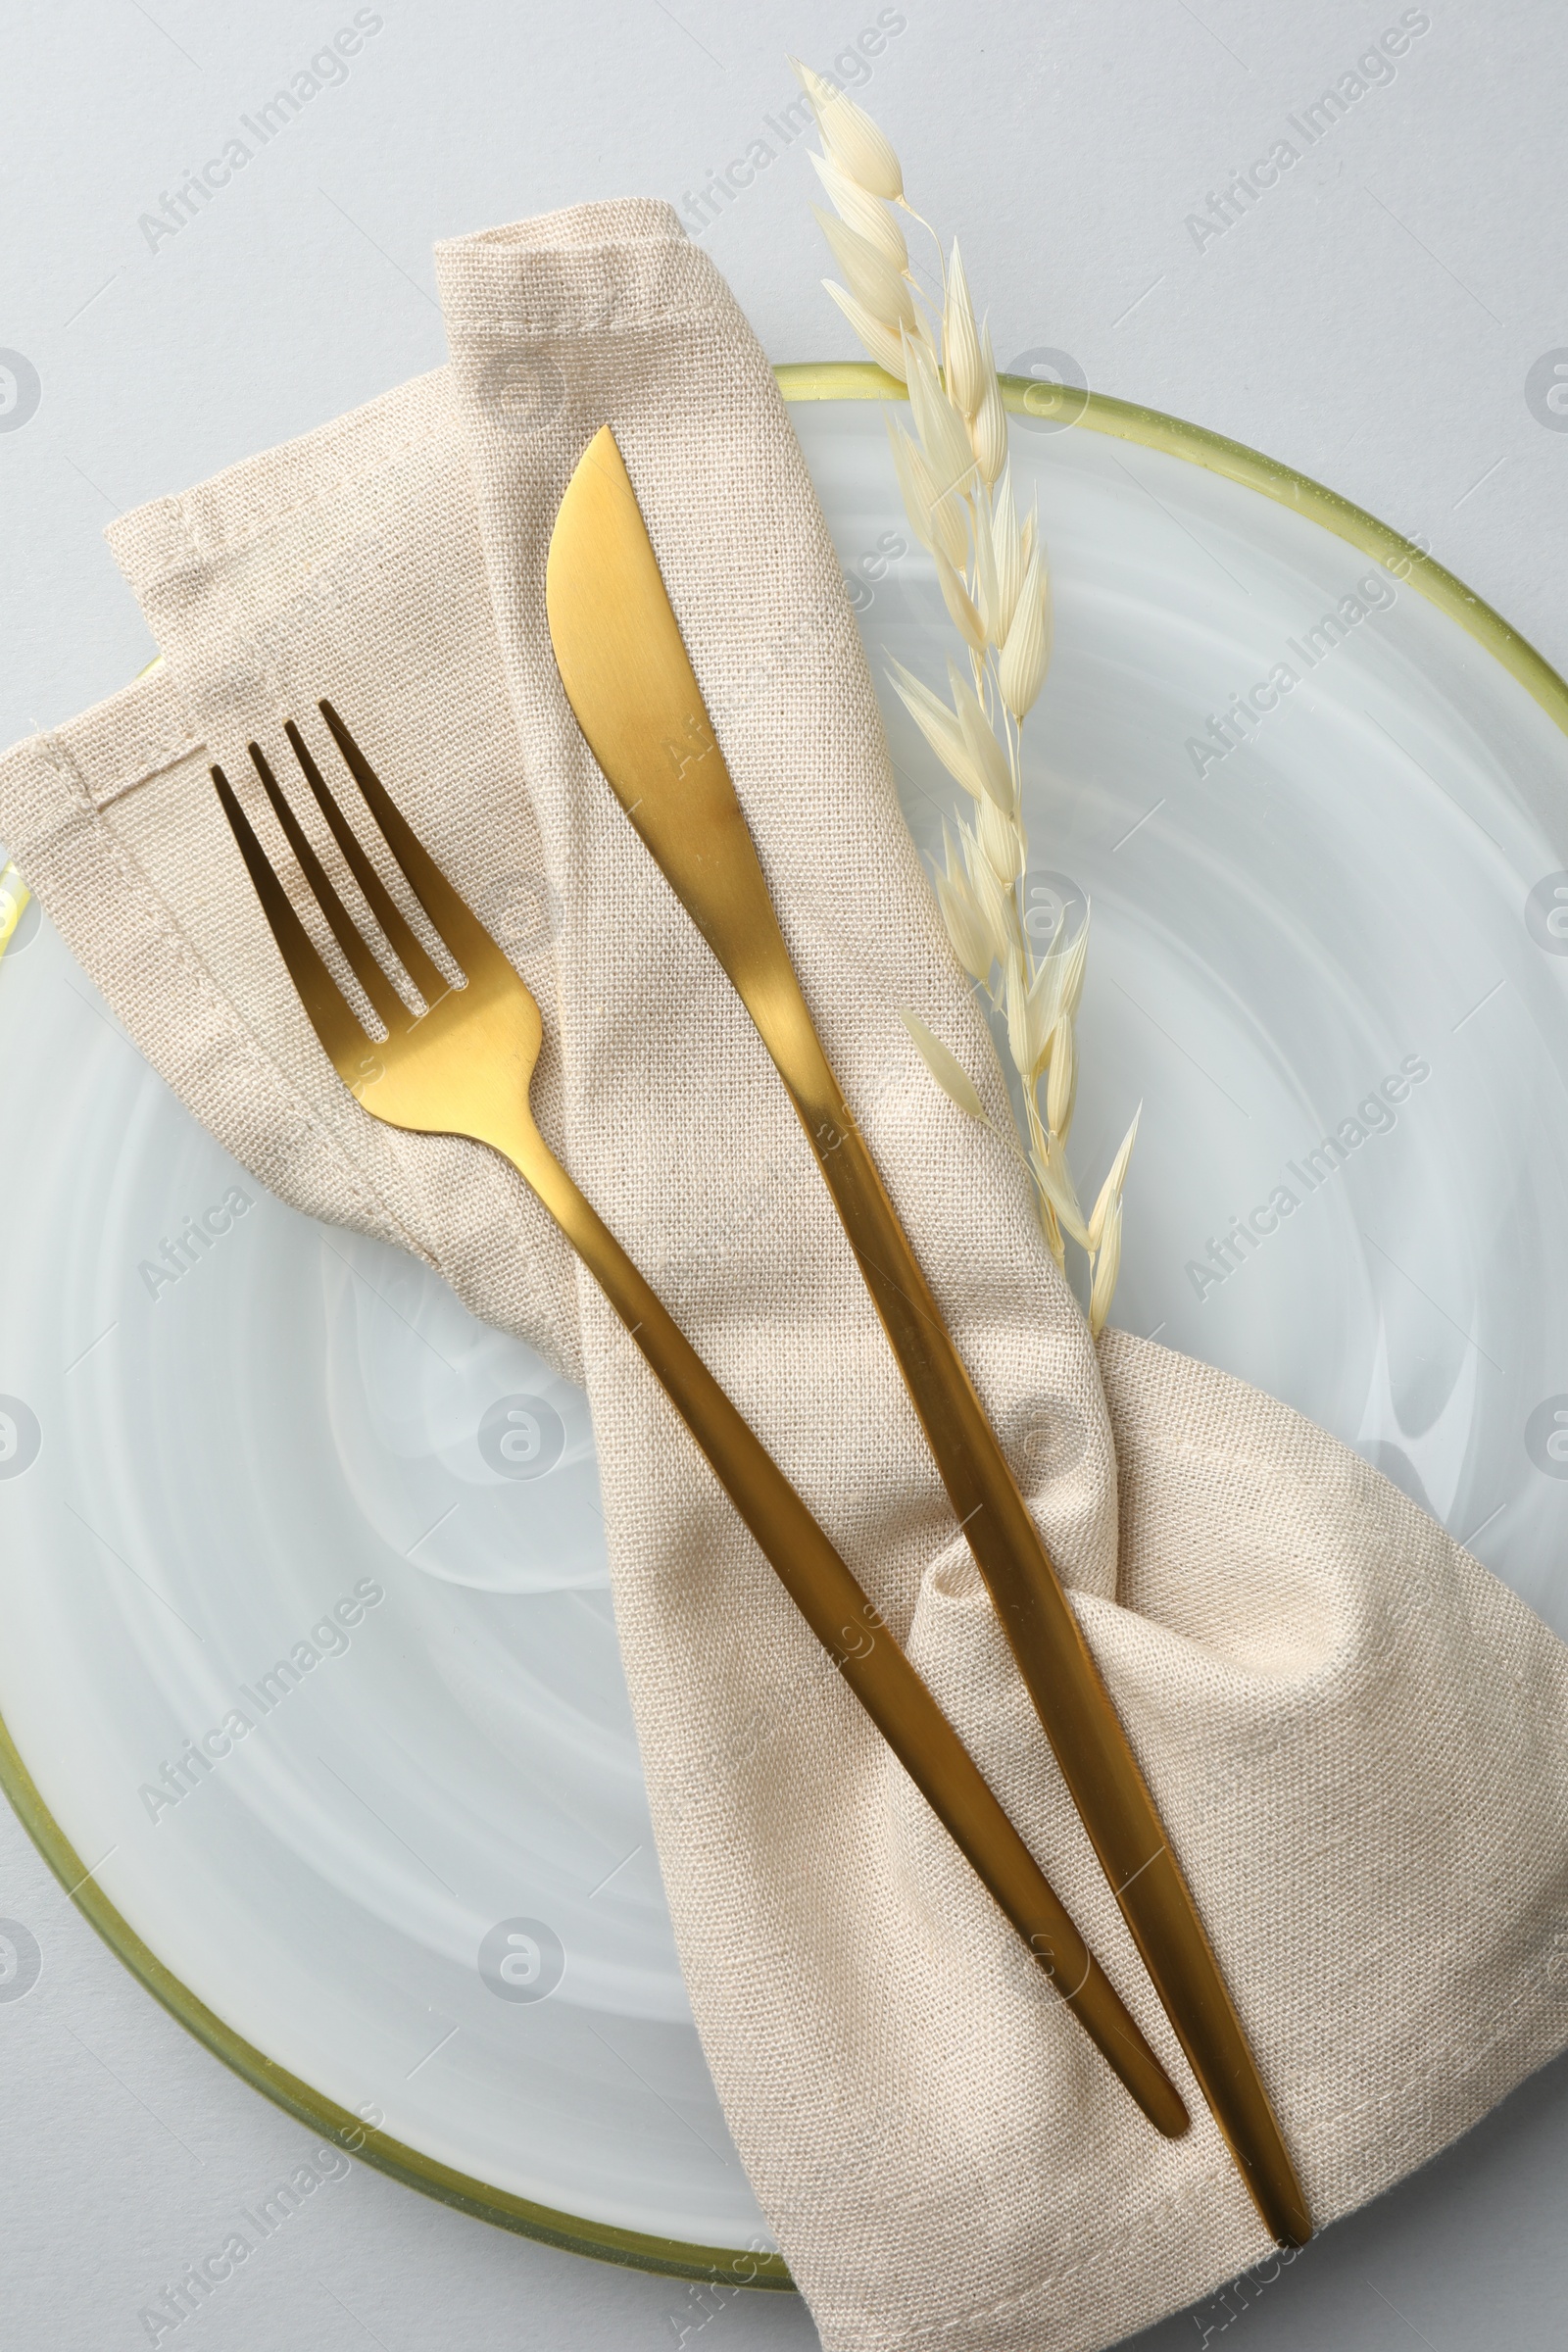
[773,1051,1311,2247]
[509,1127,1188,2140]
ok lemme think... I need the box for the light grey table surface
[3,2,1567,2344]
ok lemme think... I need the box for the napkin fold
[4,201,1568,2352]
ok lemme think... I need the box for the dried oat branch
[793,58,1137,1333]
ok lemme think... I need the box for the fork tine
[248,742,410,1037]
[211,765,368,1071]
[316,701,507,981]
[282,718,453,1006]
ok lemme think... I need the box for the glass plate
[3,368,1566,2284]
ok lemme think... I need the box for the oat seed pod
[814,209,915,336]
[886,419,936,553]
[887,658,992,805]
[1029,1132,1090,1249]
[932,543,987,652]
[1046,1014,1077,1141]
[809,149,909,272]
[971,323,1008,484]
[824,279,907,379]
[791,58,905,200]
[969,498,1002,647]
[1004,953,1056,1080]
[990,471,1023,645]
[943,243,986,418]
[888,424,966,568]
[928,487,970,573]
[934,830,996,983]
[904,330,978,498]
[1059,906,1090,1023]
[1029,955,1064,1052]
[898,1008,989,1122]
[975,790,1022,887]
[999,539,1052,719]
[1088,1107,1141,1253]
[1088,1193,1123,1336]
[959,821,1019,965]
[948,662,1013,810]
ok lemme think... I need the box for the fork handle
[501,1126,1187,2139]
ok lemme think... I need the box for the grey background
[3,0,1567,2343]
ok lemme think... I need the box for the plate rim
[5,362,1566,2290]
[784,362,1568,737]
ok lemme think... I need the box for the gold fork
[209,699,1188,2139]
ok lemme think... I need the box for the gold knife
[545,425,1310,2248]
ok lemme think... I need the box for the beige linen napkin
[4,201,1567,2352]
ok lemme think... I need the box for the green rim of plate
[4,363,1566,2292]
[785,364,1568,736]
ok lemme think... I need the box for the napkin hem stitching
[92,733,206,809]
[111,525,568,1331]
[33,720,428,1258]
[864,2162,1250,2343]
[447,302,723,338]
[139,416,460,568]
